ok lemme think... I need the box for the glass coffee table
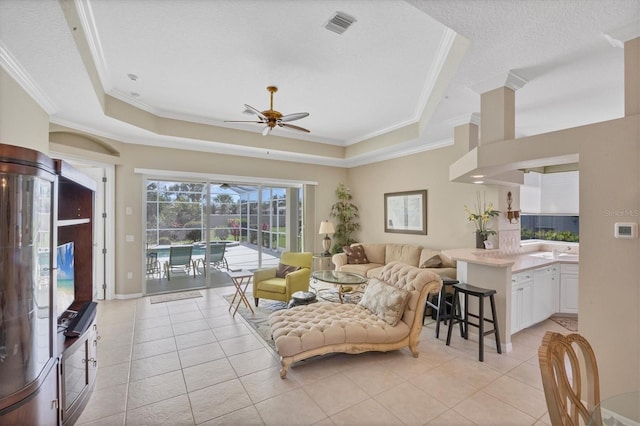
[311,270,367,303]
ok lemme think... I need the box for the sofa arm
[285,268,311,296]
[332,253,347,271]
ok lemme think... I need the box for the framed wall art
[384,190,427,235]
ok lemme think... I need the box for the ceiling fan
[225,86,310,136]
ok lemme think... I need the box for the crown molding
[109,88,169,119]
[51,114,455,170]
[75,0,111,91]
[413,28,458,125]
[344,27,457,146]
[133,168,318,187]
[50,116,350,167]
[602,19,640,48]
[0,42,57,114]
[470,70,528,94]
[445,112,481,128]
[344,137,453,168]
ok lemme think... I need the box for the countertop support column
[456,260,513,351]
[465,262,512,351]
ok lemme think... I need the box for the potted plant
[465,192,500,248]
[329,183,360,254]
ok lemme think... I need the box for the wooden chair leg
[479,295,485,362]
[490,294,502,354]
[446,289,460,346]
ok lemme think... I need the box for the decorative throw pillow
[275,263,301,278]
[343,245,369,264]
[359,278,410,326]
[420,254,443,269]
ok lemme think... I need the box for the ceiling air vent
[325,12,356,35]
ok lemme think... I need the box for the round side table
[288,291,317,308]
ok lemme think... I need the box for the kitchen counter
[440,247,579,351]
[441,248,578,273]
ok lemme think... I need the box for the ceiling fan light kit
[225,86,310,136]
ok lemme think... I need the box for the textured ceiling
[88,0,449,144]
[0,0,639,165]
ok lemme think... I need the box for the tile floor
[76,286,567,425]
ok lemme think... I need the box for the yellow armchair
[253,251,312,306]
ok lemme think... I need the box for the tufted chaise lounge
[268,261,442,378]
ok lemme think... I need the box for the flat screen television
[56,241,75,318]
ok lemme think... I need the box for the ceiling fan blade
[244,104,267,120]
[224,120,264,123]
[279,123,310,133]
[262,125,272,136]
[280,112,309,122]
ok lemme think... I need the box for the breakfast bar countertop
[441,248,579,274]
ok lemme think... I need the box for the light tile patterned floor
[77,286,569,425]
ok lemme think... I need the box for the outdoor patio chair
[146,251,160,277]
[200,242,229,276]
[163,245,196,280]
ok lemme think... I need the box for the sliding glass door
[144,179,303,295]
[145,181,206,294]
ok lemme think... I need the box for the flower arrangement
[465,192,500,239]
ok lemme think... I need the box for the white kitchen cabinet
[511,271,534,334]
[560,263,579,314]
[533,265,559,323]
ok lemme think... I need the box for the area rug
[550,314,578,332]
[145,270,234,294]
[223,294,287,351]
[149,290,203,304]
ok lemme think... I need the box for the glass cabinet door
[63,340,87,411]
[0,172,54,399]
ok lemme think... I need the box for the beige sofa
[332,243,456,279]
[268,262,442,378]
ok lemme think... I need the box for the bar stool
[446,282,502,361]
[423,277,460,339]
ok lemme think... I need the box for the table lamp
[318,220,335,255]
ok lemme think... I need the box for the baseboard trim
[114,293,143,300]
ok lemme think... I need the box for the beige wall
[577,116,639,397]
[0,68,49,152]
[110,142,346,296]
[349,138,499,250]
[55,134,491,297]
[351,105,639,397]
